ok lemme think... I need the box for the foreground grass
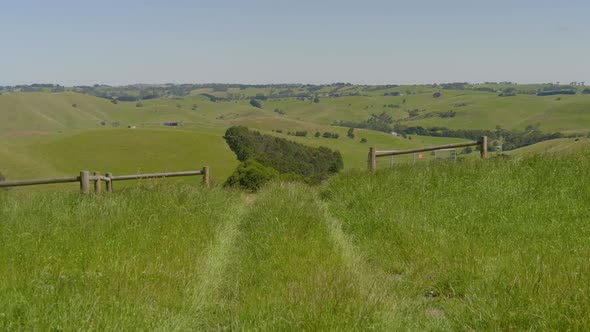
[205,183,383,330]
[324,153,590,330]
[0,185,247,330]
[2,153,589,330]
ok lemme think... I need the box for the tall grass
[205,183,383,330]
[2,153,589,330]
[0,185,246,330]
[323,154,590,330]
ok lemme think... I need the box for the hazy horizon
[1,81,584,87]
[2,0,589,86]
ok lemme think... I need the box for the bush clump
[224,159,278,192]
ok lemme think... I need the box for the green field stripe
[317,198,418,330]
[202,183,383,330]
[187,198,249,329]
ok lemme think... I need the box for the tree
[360,138,367,143]
[432,92,441,98]
[71,103,77,108]
[313,97,320,103]
[322,132,332,138]
[250,98,262,108]
[0,171,5,182]
[314,131,321,138]
[136,102,144,107]
[347,127,355,139]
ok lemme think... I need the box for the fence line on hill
[0,167,210,194]
[368,136,487,172]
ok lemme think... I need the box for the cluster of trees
[438,110,456,118]
[223,126,343,189]
[249,99,262,108]
[333,112,394,133]
[383,104,400,108]
[440,83,468,90]
[253,94,268,101]
[334,111,566,151]
[473,87,496,92]
[273,108,286,115]
[347,128,354,139]
[383,92,401,96]
[315,132,340,139]
[498,92,516,97]
[274,130,308,137]
[0,84,66,93]
[201,93,220,102]
[536,90,576,96]
[405,109,455,120]
[392,124,565,151]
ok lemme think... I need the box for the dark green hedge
[224,126,343,183]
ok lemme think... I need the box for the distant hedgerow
[249,99,262,108]
[223,126,343,184]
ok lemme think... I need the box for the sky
[1,0,589,86]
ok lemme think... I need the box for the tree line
[223,126,344,190]
[334,112,568,151]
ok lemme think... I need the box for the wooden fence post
[80,171,90,194]
[106,172,113,193]
[93,171,101,194]
[480,136,488,160]
[368,147,377,172]
[202,166,210,188]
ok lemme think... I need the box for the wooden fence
[0,167,210,194]
[368,136,488,172]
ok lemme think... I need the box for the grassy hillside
[2,153,589,330]
[2,88,589,186]
[262,91,590,133]
[507,137,590,156]
[0,92,470,184]
[0,129,239,187]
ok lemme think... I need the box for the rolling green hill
[0,91,467,183]
[2,85,589,185]
[506,137,590,156]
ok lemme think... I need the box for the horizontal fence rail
[109,171,204,181]
[0,176,81,188]
[0,167,210,194]
[368,136,487,172]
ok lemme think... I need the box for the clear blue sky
[1,0,588,86]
